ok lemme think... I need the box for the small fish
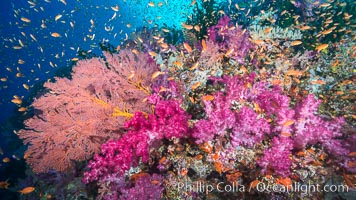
[18,59,25,64]
[157,37,164,43]
[11,98,22,105]
[315,44,328,51]
[281,132,292,137]
[23,84,30,90]
[311,79,326,85]
[23,152,30,159]
[130,49,138,55]
[51,32,61,37]
[286,70,303,76]
[183,42,192,53]
[299,25,312,31]
[235,3,240,10]
[18,107,27,112]
[2,157,10,163]
[0,180,10,189]
[158,2,163,6]
[137,37,143,43]
[1,78,7,82]
[20,17,31,23]
[111,5,119,11]
[321,29,332,35]
[254,103,262,114]
[162,28,169,32]
[225,48,234,56]
[60,0,67,5]
[194,25,200,32]
[148,51,157,57]
[54,14,62,21]
[29,34,37,42]
[290,40,302,46]
[201,39,207,52]
[191,82,201,90]
[189,62,199,71]
[160,43,169,49]
[182,23,193,30]
[18,39,24,47]
[202,95,214,101]
[264,27,272,34]
[282,120,294,127]
[253,39,264,45]
[18,187,35,195]
[151,71,165,80]
[49,61,55,67]
[148,2,155,7]
[319,3,330,7]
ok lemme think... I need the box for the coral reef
[15,11,355,199]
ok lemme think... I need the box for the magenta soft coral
[83,98,191,184]
[257,137,294,177]
[193,74,271,146]
[231,106,271,147]
[293,94,348,156]
[83,131,150,184]
[193,92,236,144]
[126,98,191,141]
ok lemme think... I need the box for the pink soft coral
[231,106,271,147]
[193,74,271,146]
[82,130,149,183]
[257,137,294,177]
[193,92,235,144]
[293,94,347,156]
[83,98,191,183]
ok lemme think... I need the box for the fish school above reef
[0,0,355,199]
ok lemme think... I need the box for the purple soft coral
[193,92,236,144]
[258,137,294,177]
[208,16,254,63]
[231,106,271,147]
[293,94,348,156]
[193,74,271,146]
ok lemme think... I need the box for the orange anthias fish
[290,40,302,46]
[183,42,193,53]
[0,180,10,189]
[201,39,207,52]
[315,44,328,51]
[51,32,61,37]
[18,186,35,195]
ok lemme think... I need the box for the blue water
[0,0,215,124]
